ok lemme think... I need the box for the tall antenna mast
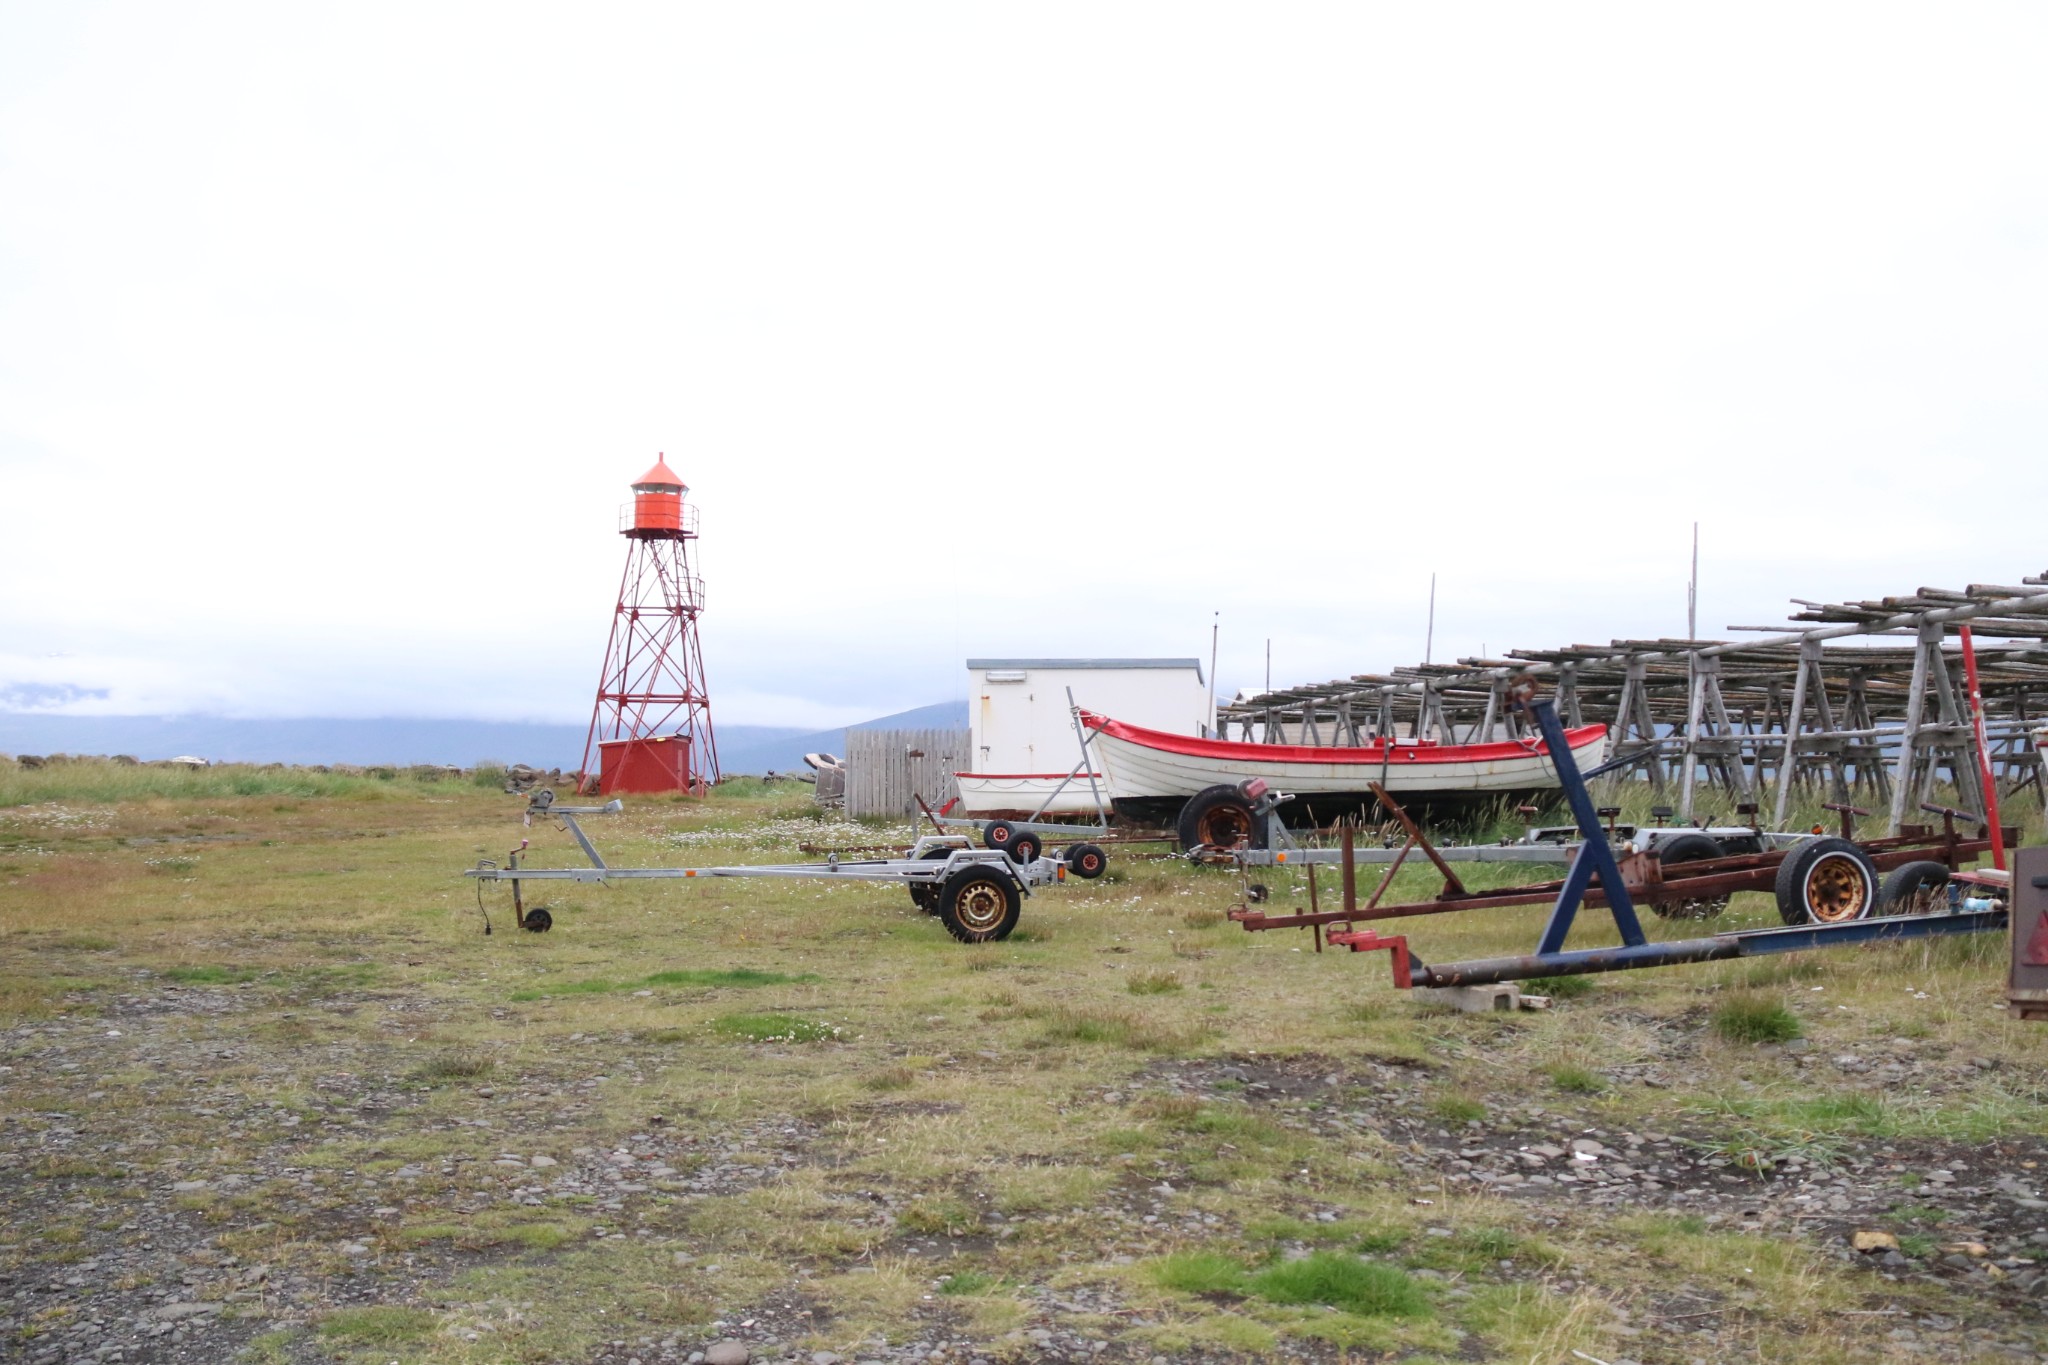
[1208,611,1220,736]
[1425,573,1437,664]
[1688,523,1699,639]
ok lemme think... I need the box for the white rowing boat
[1079,709,1608,806]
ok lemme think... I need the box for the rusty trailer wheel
[1774,837,1878,926]
[1649,832,1732,920]
[1878,860,1952,915]
[936,865,1021,944]
[1177,784,1267,853]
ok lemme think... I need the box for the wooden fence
[845,728,969,820]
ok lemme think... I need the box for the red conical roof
[632,455,686,490]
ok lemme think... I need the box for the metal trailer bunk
[464,789,1105,944]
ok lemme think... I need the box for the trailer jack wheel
[1067,843,1107,879]
[520,907,553,933]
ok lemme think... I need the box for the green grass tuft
[710,1012,840,1043]
[1248,1252,1432,1317]
[1127,970,1184,995]
[1150,1250,1248,1295]
[316,1305,437,1344]
[412,1051,495,1081]
[162,965,258,984]
[939,1270,999,1295]
[1711,993,1803,1044]
[863,1065,916,1091]
[645,967,816,989]
[510,966,814,1002]
[1429,1093,1487,1124]
[1549,1065,1604,1094]
[1538,974,1595,999]
[1033,1005,1207,1053]
[898,1196,979,1235]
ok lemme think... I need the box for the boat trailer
[464,789,1102,944]
[1233,679,2016,989]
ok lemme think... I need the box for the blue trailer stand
[1328,678,2012,990]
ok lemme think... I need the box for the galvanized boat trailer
[464,789,1098,944]
[1235,679,2015,990]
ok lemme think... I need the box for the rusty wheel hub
[1197,805,1252,847]
[1803,853,1870,922]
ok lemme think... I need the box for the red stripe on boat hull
[1075,710,1606,766]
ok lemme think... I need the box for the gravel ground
[10,971,2048,1365]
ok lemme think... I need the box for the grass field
[3,761,2047,1365]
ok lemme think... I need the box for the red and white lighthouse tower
[578,456,720,795]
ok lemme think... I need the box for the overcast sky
[3,4,2045,729]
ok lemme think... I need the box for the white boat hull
[953,773,1111,818]
[1081,713,1609,801]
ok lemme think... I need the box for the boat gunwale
[1077,709,1608,767]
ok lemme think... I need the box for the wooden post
[1887,624,1939,835]
[1772,640,1816,829]
[1680,652,1708,821]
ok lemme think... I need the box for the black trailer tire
[1177,783,1267,853]
[1650,832,1732,921]
[936,866,1022,943]
[1067,843,1108,879]
[521,907,553,933]
[1008,832,1043,865]
[1774,837,1879,926]
[1879,860,1952,915]
[910,846,951,914]
[984,820,1019,852]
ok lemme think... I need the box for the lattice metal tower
[578,456,719,794]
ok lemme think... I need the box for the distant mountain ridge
[0,700,970,775]
[723,701,967,776]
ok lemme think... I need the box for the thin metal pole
[1209,611,1220,738]
[1425,574,1436,664]
[1340,824,1357,912]
[1688,522,1698,640]
[1066,687,1110,828]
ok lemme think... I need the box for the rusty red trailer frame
[1229,805,2016,942]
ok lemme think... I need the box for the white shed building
[956,658,1210,815]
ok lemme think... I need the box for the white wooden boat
[1078,709,1608,821]
[952,772,1110,818]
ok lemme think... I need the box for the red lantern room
[629,455,689,537]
